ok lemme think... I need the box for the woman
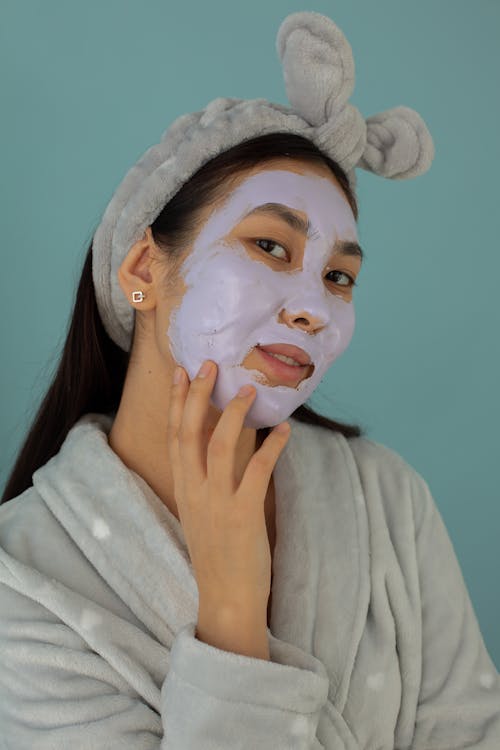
[1,10,499,749]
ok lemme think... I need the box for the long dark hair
[1,132,367,506]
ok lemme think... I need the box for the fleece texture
[91,9,435,354]
[1,413,498,749]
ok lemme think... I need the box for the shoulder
[0,485,61,558]
[0,486,69,624]
[346,432,433,533]
[291,417,432,534]
[347,432,421,480]
[0,484,88,593]
[290,416,426,491]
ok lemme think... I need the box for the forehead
[203,168,358,245]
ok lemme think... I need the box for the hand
[167,359,290,611]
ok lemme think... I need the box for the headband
[92,10,435,353]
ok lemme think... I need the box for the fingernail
[198,360,213,379]
[275,422,290,434]
[237,384,254,398]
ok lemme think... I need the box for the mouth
[255,345,313,385]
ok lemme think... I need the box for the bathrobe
[0,412,499,749]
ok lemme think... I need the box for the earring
[132,290,146,302]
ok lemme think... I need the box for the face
[166,161,361,429]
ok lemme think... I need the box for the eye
[254,239,357,289]
[325,270,357,288]
[254,238,288,260]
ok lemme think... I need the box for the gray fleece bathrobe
[0,412,499,749]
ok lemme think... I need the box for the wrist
[196,600,270,660]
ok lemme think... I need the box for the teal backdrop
[1,1,499,667]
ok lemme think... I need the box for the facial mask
[167,169,358,429]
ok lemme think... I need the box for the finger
[238,422,291,505]
[179,359,217,482]
[206,384,257,496]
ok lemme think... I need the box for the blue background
[1,1,499,667]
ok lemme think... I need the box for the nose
[278,307,326,334]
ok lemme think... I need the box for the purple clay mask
[167,169,359,429]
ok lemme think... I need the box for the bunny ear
[276,12,435,184]
[357,106,435,180]
[276,11,355,126]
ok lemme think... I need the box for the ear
[116,227,159,311]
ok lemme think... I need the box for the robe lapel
[33,413,199,649]
[270,417,370,711]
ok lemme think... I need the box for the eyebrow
[241,202,364,261]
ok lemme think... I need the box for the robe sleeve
[160,620,329,748]
[0,551,329,749]
[411,474,500,748]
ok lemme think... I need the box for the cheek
[153,303,178,358]
[184,253,277,321]
[170,266,255,338]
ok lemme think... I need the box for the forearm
[196,600,270,660]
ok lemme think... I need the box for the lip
[257,343,311,366]
[255,345,311,385]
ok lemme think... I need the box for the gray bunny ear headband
[92,10,435,353]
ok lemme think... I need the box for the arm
[196,599,270,660]
[0,548,330,749]
[411,475,500,748]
